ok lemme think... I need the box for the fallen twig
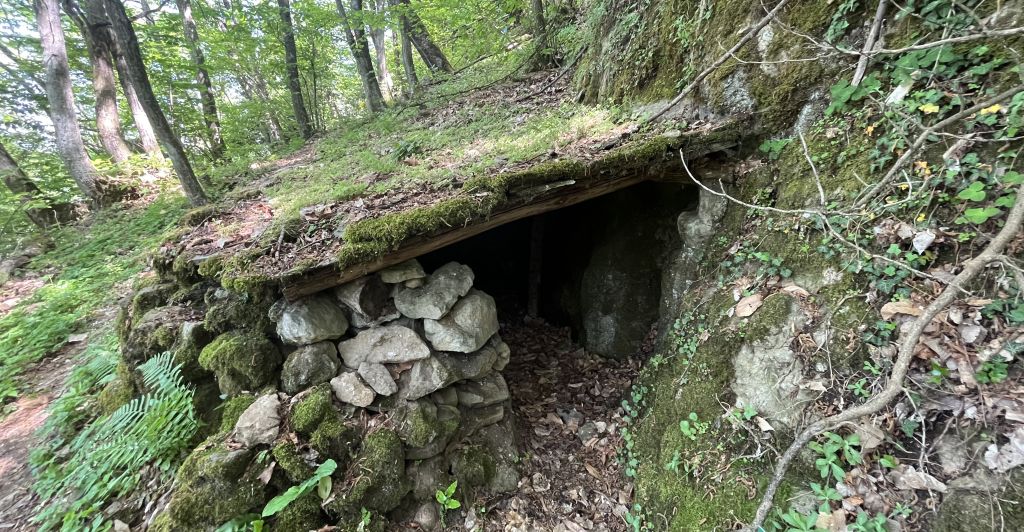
[852,0,888,86]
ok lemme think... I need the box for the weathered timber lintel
[280,132,738,300]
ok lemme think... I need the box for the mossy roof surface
[165,70,735,288]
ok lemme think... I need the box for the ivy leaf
[995,194,1017,208]
[1002,171,1022,185]
[957,181,987,201]
[959,207,1003,224]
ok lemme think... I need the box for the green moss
[291,384,334,435]
[335,241,393,270]
[272,441,315,483]
[219,394,258,433]
[451,444,496,489]
[96,375,135,416]
[465,158,588,194]
[310,415,359,460]
[326,429,408,515]
[203,287,275,334]
[343,194,501,249]
[270,492,326,532]
[396,399,444,448]
[195,254,225,278]
[159,440,265,529]
[199,330,282,396]
[218,247,278,295]
[744,293,797,343]
[179,204,221,227]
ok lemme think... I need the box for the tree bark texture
[529,0,555,70]
[113,50,162,156]
[64,0,133,162]
[391,0,417,95]
[0,141,75,228]
[35,0,109,206]
[335,0,386,113]
[371,0,394,100]
[176,0,226,158]
[103,0,208,205]
[277,0,313,138]
[397,0,452,73]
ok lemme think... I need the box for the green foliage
[0,196,187,401]
[758,138,793,161]
[678,412,709,441]
[32,353,198,531]
[434,480,461,527]
[825,0,860,43]
[809,432,862,482]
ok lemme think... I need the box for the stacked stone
[272,260,510,428]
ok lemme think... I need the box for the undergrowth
[0,194,188,403]
[30,352,198,531]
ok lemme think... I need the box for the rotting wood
[280,129,740,300]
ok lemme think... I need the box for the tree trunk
[277,0,313,139]
[34,0,110,207]
[391,0,417,95]
[396,0,452,73]
[103,0,208,205]
[371,0,394,100]
[335,0,386,113]
[176,0,226,158]
[0,141,75,228]
[114,51,162,157]
[64,0,133,163]
[529,0,555,70]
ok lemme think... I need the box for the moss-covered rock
[269,492,326,532]
[115,282,176,344]
[203,286,276,335]
[170,321,214,383]
[157,440,266,529]
[199,330,282,396]
[326,429,409,515]
[291,384,334,435]
[451,444,496,490]
[219,393,258,434]
[95,374,135,416]
[309,414,359,460]
[122,305,201,367]
[272,441,315,483]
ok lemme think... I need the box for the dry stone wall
[129,259,519,531]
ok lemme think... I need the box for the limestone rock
[731,294,813,429]
[334,275,390,321]
[431,386,458,407]
[272,295,349,345]
[423,290,498,353]
[280,342,341,394]
[331,372,376,407]
[407,455,451,500]
[398,355,457,400]
[380,259,426,284]
[491,336,511,371]
[460,404,505,435]
[337,325,431,367]
[471,418,520,493]
[393,262,474,319]
[232,394,281,447]
[358,362,397,396]
[456,374,509,408]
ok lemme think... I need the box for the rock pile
[141,260,518,531]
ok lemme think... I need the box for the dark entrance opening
[417,181,697,356]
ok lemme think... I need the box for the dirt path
[0,349,78,530]
[486,318,640,532]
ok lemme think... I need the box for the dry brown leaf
[585,463,603,481]
[735,293,764,318]
[881,300,924,320]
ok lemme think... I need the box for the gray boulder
[379,259,426,284]
[337,325,431,367]
[490,336,511,371]
[272,295,348,345]
[406,405,461,460]
[330,372,376,407]
[423,290,498,353]
[280,342,341,394]
[334,275,390,322]
[232,394,281,447]
[456,374,509,408]
[398,355,458,400]
[460,404,505,435]
[393,262,474,319]
[357,362,397,396]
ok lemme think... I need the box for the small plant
[623,503,649,532]
[810,482,842,513]
[758,138,793,160]
[435,480,461,527]
[679,412,709,441]
[976,359,1009,384]
[848,378,871,398]
[810,432,861,482]
[773,507,818,531]
[218,459,338,531]
[849,511,888,532]
[357,507,373,532]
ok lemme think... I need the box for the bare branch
[852,0,888,86]
[747,182,1024,531]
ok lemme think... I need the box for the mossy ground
[198,330,282,395]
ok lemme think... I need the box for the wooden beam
[282,172,649,300]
